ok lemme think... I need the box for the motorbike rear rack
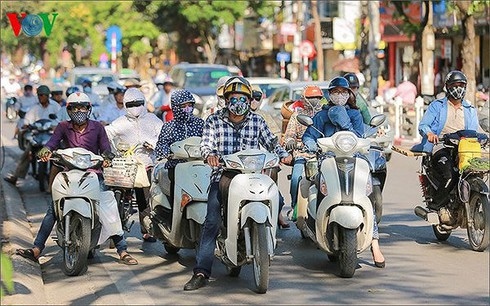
[392,145,427,157]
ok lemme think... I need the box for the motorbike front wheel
[338,228,357,278]
[251,222,270,294]
[62,212,91,276]
[466,191,490,251]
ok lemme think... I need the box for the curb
[1,142,48,304]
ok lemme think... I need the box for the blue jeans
[289,158,306,209]
[194,182,221,277]
[33,202,128,255]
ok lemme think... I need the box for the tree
[134,0,276,64]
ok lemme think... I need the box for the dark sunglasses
[125,100,145,108]
[229,96,248,104]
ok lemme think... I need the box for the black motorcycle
[22,117,57,191]
[5,96,18,121]
[410,130,489,251]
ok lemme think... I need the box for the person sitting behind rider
[344,72,371,124]
[411,70,486,208]
[15,92,138,265]
[14,84,38,139]
[183,76,292,291]
[99,85,127,125]
[154,89,205,200]
[301,77,385,269]
[50,85,66,107]
[283,85,323,221]
[105,88,163,243]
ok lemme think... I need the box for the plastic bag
[97,190,124,245]
[133,159,150,188]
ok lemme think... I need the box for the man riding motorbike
[183,76,292,291]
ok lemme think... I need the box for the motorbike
[402,130,489,251]
[22,116,57,191]
[5,96,18,121]
[214,148,280,294]
[143,136,210,254]
[50,148,104,276]
[294,114,386,278]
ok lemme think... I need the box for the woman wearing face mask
[302,77,385,269]
[154,89,204,201]
[105,88,163,243]
[283,85,323,221]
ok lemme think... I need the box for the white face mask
[330,92,349,106]
[126,105,146,118]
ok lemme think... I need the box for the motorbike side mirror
[49,113,58,120]
[369,114,386,127]
[252,90,263,102]
[296,114,313,127]
[101,150,115,160]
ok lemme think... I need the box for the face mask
[126,105,145,118]
[68,111,90,125]
[83,86,92,94]
[228,96,250,116]
[183,105,194,114]
[330,92,349,106]
[447,85,466,100]
[306,97,321,108]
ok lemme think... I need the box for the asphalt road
[1,117,489,305]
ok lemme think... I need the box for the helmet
[37,85,50,95]
[107,81,119,92]
[328,77,351,91]
[65,86,80,97]
[113,84,126,95]
[445,70,467,87]
[302,85,323,99]
[123,87,146,106]
[223,76,252,99]
[170,89,195,109]
[51,85,63,95]
[80,78,91,87]
[216,76,231,98]
[24,84,33,91]
[343,73,360,88]
[66,92,92,109]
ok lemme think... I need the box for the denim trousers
[34,200,127,255]
[193,181,221,277]
[289,157,306,208]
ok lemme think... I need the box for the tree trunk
[460,14,476,104]
[368,1,380,100]
[311,0,324,81]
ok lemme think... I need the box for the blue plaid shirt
[201,109,288,182]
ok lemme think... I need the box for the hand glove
[143,141,154,150]
[37,146,51,159]
[284,139,297,151]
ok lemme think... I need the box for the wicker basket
[103,157,138,188]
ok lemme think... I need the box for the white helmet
[66,92,92,108]
[123,88,147,118]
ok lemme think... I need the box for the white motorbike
[215,149,280,294]
[51,148,104,276]
[295,114,385,278]
[144,137,211,254]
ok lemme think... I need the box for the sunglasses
[179,102,194,108]
[125,100,145,108]
[67,105,89,112]
[229,96,248,104]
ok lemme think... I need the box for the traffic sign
[105,25,122,53]
[276,52,291,63]
[299,40,315,58]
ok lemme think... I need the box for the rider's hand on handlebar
[280,154,293,165]
[143,141,154,151]
[427,132,438,144]
[37,146,52,162]
[284,139,297,151]
[206,155,221,167]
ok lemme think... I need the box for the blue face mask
[183,105,194,114]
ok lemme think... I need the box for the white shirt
[105,111,163,167]
[17,95,39,112]
[24,100,61,125]
[98,103,127,124]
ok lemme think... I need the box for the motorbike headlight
[184,144,201,158]
[238,154,265,172]
[65,152,93,169]
[333,134,357,153]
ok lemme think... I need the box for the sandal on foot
[16,248,38,263]
[119,253,138,265]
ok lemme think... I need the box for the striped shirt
[201,109,288,182]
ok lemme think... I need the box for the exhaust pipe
[414,206,440,224]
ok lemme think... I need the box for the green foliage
[0,252,14,297]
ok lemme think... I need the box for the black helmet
[328,77,351,91]
[66,86,80,97]
[223,76,252,99]
[445,70,467,87]
[343,73,360,88]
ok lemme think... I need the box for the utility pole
[368,0,380,100]
[421,1,434,96]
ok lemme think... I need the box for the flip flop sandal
[16,248,39,263]
[119,254,138,265]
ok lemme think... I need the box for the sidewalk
[1,137,48,305]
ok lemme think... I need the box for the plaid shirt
[201,109,288,182]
